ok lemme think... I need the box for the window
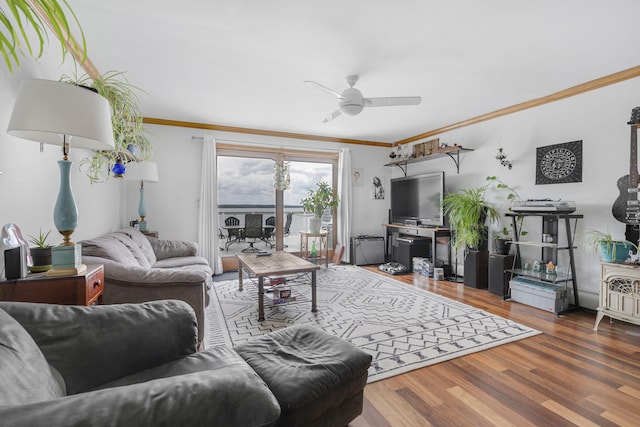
[217,145,338,256]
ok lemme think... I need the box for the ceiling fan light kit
[306,75,422,122]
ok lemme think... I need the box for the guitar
[612,107,640,246]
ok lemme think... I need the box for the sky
[217,156,333,206]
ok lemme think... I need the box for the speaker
[463,250,488,288]
[395,236,430,272]
[350,237,385,265]
[4,245,28,280]
[488,254,515,296]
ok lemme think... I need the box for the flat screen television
[390,171,445,227]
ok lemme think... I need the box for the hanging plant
[0,0,86,72]
[61,70,154,183]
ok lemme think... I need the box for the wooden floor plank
[349,267,640,426]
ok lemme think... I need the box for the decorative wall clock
[535,140,583,184]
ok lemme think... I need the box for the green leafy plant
[300,181,340,219]
[443,185,500,251]
[485,176,528,240]
[0,0,86,72]
[60,69,153,183]
[584,229,638,262]
[27,229,51,248]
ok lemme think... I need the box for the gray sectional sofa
[0,300,372,426]
[80,228,212,347]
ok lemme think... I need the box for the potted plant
[0,0,86,73]
[443,185,500,252]
[442,182,501,288]
[60,70,153,183]
[584,230,638,263]
[484,176,528,255]
[27,229,52,272]
[300,181,340,233]
[493,226,513,255]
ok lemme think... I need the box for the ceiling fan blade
[364,96,422,107]
[322,109,342,123]
[304,80,347,100]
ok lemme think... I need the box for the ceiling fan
[304,75,422,123]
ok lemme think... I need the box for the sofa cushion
[147,236,199,260]
[92,346,252,389]
[153,256,211,270]
[117,228,157,265]
[0,308,66,406]
[88,346,281,427]
[110,233,152,269]
[80,236,139,266]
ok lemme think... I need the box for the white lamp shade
[7,79,115,151]
[125,161,159,182]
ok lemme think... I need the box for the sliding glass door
[217,146,338,257]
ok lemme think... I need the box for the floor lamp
[125,161,160,230]
[7,79,114,274]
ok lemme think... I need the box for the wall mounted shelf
[384,146,474,176]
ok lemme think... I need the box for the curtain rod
[191,135,340,154]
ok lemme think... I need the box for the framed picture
[535,140,583,185]
[372,176,385,200]
[352,168,364,187]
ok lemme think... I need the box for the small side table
[140,230,159,238]
[0,264,104,306]
[299,231,329,267]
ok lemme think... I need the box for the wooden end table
[237,252,320,321]
[0,264,104,306]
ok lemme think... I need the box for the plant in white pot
[300,182,339,233]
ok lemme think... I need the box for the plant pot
[600,242,632,263]
[463,249,488,288]
[127,144,138,157]
[493,238,511,255]
[309,218,322,233]
[29,247,52,272]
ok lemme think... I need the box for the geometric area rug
[206,265,541,383]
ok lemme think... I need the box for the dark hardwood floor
[352,266,640,427]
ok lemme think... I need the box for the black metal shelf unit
[505,211,583,315]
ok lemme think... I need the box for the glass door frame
[217,143,338,252]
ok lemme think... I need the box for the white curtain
[337,148,352,262]
[198,135,223,274]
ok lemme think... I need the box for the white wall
[0,57,122,248]
[394,77,640,309]
[127,125,392,242]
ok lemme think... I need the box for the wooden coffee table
[237,251,321,321]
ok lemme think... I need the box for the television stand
[383,223,451,271]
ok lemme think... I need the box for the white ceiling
[69,0,640,144]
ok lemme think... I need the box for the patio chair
[269,212,294,249]
[242,213,264,253]
[283,212,293,237]
[224,216,243,250]
[264,216,276,242]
